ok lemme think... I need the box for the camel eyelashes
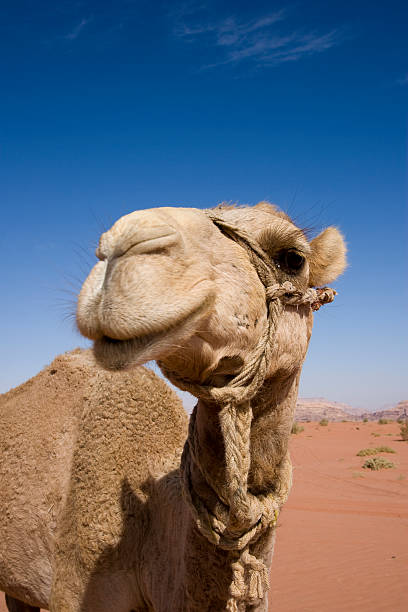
[276,249,305,274]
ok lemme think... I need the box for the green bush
[291,422,304,434]
[363,418,368,423]
[319,418,329,426]
[400,420,408,441]
[362,457,395,470]
[378,418,391,425]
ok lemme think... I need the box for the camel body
[1,349,281,611]
[1,350,275,611]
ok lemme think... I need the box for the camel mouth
[101,335,126,345]
[92,295,215,372]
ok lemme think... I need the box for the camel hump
[0,350,188,497]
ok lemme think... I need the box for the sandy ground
[1,421,407,611]
[269,421,408,612]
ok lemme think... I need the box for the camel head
[77,203,346,384]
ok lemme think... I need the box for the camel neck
[188,371,299,503]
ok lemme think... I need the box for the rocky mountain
[295,398,358,422]
[295,398,408,422]
[359,400,408,422]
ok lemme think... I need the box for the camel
[0,202,346,611]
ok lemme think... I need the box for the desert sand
[269,420,408,612]
[1,421,407,611]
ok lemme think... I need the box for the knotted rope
[159,211,337,610]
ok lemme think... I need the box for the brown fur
[0,350,187,611]
[0,204,346,611]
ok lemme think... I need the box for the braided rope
[159,211,337,609]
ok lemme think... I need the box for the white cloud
[173,7,342,69]
[64,17,92,41]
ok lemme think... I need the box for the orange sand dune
[2,421,407,611]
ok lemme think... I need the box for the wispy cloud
[397,73,408,85]
[173,6,343,70]
[64,17,92,41]
[175,9,285,42]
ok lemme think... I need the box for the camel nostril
[120,229,180,257]
[99,225,181,261]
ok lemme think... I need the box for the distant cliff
[295,398,359,422]
[359,400,408,422]
[295,398,408,422]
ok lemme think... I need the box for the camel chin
[93,334,155,371]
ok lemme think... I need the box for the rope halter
[159,210,337,610]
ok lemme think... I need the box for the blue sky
[1,0,407,410]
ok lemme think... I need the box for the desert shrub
[362,457,395,470]
[357,446,395,457]
[400,420,408,441]
[371,432,380,437]
[319,418,329,426]
[378,418,391,425]
[357,448,377,456]
[291,422,304,434]
[363,418,368,423]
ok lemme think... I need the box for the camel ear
[309,227,347,287]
